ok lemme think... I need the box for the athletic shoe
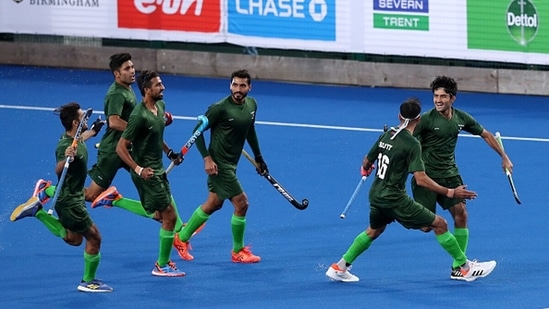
[32,179,52,204]
[173,234,194,261]
[231,246,261,263]
[151,261,186,277]
[10,196,42,222]
[460,259,497,282]
[91,186,122,208]
[325,263,360,282]
[77,279,113,293]
[450,267,466,281]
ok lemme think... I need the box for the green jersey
[121,100,166,175]
[367,130,424,207]
[98,82,137,153]
[413,108,484,178]
[197,95,260,166]
[55,133,88,207]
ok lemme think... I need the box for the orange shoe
[91,186,122,209]
[231,246,261,263]
[173,233,194,261]
[32,179,52,204]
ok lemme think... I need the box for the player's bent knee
[431,215,449,234]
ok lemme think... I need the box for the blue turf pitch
[1,65,548,308]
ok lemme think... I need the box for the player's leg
[429,215,467,268]
[214,169,260,264]
[10,196,67,238]
[85,180,107,203]
[437,176,468,249]
[326,225,384,283]
[88,154,153,217]
[229,192,260,263]
[137,175,184,277]
[326,206,389,282]
[395,198,466,267]
[155,205,179,273]
[430,213,496,281]
[175,172,229,260]
[421,201,495,281]
[78,223,113,292]
[173,192,217,261]
[56,201,113,291]
[91,185,153,217]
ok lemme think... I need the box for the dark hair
[137,70,160,96]
[430,76,457,97]
[400,97,421,119]
[231,69,251,85]
[54,102,81,131]
[109,53,132,72]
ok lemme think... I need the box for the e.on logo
[118,0,221,32]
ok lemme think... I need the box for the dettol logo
[506,0,539,46]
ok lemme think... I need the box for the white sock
[336,258,348,270]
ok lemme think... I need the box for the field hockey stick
[165,115,209,174]
[340,124,387,218]
[47,108,93,215]
[241,149,309,210]
[340,175,368,219]
[495,132,522,205]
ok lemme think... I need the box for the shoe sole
[325,268,359,282]
[325,274,359,283]
[77,286,113,293]
[151,271,186,277]
[231,259,261,263]
[10,196,40,222]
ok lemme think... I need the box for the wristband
[446,188,455,198]
[135,166,144,176]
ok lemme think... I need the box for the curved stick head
[197,115,209,127]
[298,199,309,210]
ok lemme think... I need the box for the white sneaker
[325,263,359,282]
[450,267,466,281]
[460,260,497,282]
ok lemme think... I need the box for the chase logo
[506,0,539,46]
[228,0,335,41]
[373,0,429,31]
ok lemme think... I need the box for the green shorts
[207,165,243,200]
[132,173,172,214]
[88,151,129,188]
[411,175,465,212]
[55,201,93,234]
[370,196,435,230]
